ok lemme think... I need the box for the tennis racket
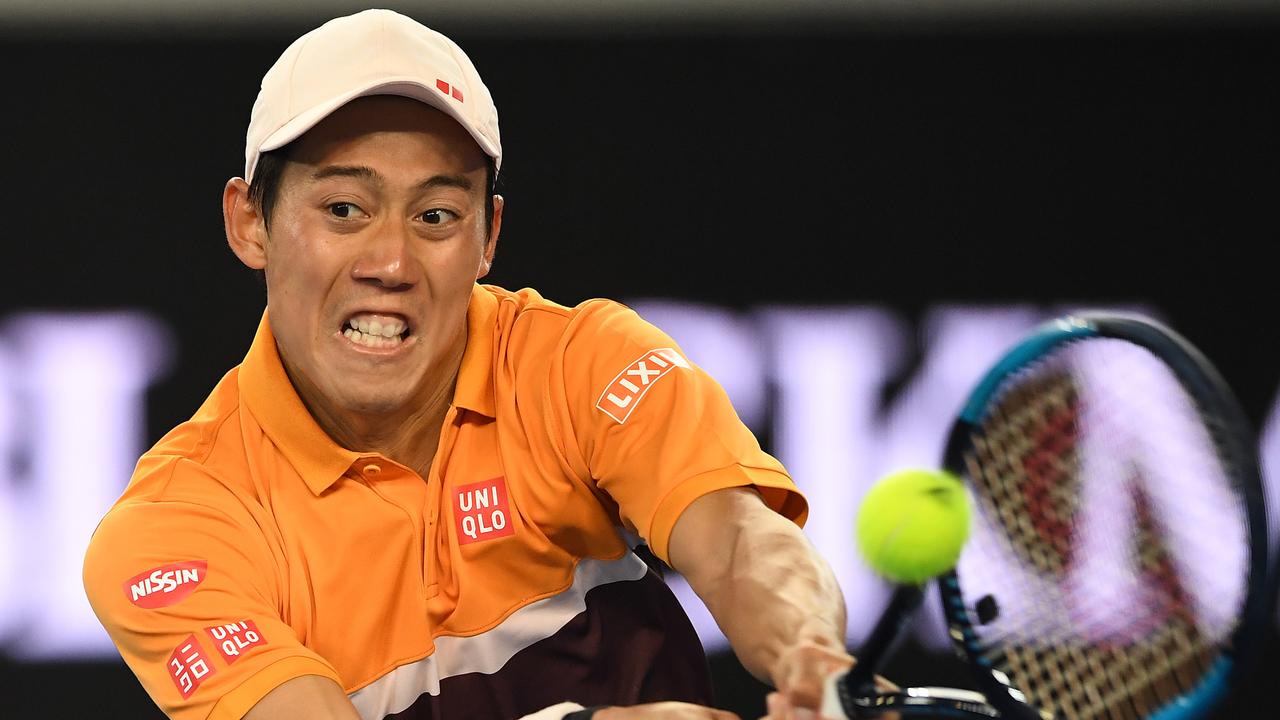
[821,311,1272,719]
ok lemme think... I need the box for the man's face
[259,95,498,423]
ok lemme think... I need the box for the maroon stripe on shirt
[386,570,714,719]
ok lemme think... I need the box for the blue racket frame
[938,311,1272,720]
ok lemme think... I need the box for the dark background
[2,3,1278,717]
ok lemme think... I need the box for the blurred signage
[0,313,172,659]
[1,303,1274,660]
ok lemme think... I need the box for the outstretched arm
[667,487,854,713]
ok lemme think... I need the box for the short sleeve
[558,301,807,563]
[83,463,341,720]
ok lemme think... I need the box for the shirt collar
[453,283,498,418]
[239,312,360,495]
[237,284,498,495]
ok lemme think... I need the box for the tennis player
[83,9,857,720]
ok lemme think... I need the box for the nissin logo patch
[123,561,207,608]
[595,348,690,424]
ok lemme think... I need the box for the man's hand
[760,646,900,720]
[595,702,740,718]
[768,626,854,715]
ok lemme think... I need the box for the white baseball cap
[244,8,502,184]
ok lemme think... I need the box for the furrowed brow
[310,165,382,185]
[417,174,474,193]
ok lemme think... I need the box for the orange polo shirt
[83,284,806,720]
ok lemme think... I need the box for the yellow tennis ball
[856,469,972,585]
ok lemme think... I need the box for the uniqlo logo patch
[167,635,215,699]
[205,620,267,665]
[595,348,690,424]
[452,477,515,545]
[123,560,207,608]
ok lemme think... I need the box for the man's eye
[420,209,456,225]
[328,202,358,218]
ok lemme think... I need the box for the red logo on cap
[436,79,464,103]
[167,634,215,699]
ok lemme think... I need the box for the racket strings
[970,369,1082,576]
[1129,481,1197,631]
[956,338,1251,720]
[996,623,1214,720]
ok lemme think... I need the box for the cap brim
[256,78,500,169]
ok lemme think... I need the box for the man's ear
[223,177,269,270]
[477,193,504,280]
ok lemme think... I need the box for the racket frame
[937,312,1272,720]
[829,581,1020,718]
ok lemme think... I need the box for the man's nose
[351,220,417,289]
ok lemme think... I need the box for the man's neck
[320,379,456,475]
[283,352,463,478]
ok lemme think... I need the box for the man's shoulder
[483,284,644,338]
[124,366,256,508]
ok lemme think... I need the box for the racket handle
[820,584,926,719]
[821,669,853,719]
[844,584,925,691]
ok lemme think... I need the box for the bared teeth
[345,313,407,338]
[343,327,405,348]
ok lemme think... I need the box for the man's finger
[777,648,854,710]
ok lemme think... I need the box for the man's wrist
[765,619,846,683]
